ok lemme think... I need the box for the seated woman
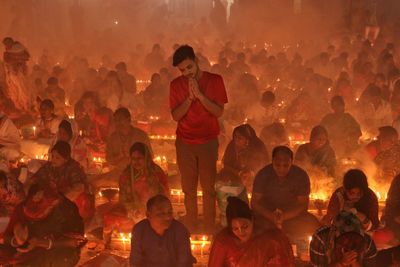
[322,169,379,231]
[0,184,85,267]
[220,124,269,193]
[31,141,94,222]
[208,197,295,267]
[295,125,336,177]
[49,120,89,170]
[217,124,268,225]
[119,142,169,213]
[102,142,169,234]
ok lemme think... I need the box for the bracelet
[362,217,370,224]
[46,238,53,250]
[10,237,19,247]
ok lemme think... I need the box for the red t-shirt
[169,71,228,144]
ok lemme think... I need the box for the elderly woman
[32,141,94,221]
[208,197,295,267]
[0,184,85,266]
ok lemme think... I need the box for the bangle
[46,238,53,250]
[10,237,19,247]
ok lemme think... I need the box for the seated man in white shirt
[36,99,62,142]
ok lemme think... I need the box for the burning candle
[292,244,297,257]
[177,190,181,203]
[122,235,127,251]
[201,242,205,257]
[33,126,36,137]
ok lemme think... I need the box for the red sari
[208,228,295,267]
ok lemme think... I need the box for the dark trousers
[176,138,218,228]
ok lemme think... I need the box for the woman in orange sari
[102,142,169,236]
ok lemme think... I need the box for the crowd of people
[0,10,399,265]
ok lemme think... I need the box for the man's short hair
[366,84,381,97]
[40,99,54,110]
[2,37,13,45]
[51,140,71,160]
[378,126,398,139]
[343,169,368,192]
[47,77,58,85]
[310,125,328,141]
[114,107,131,120]
[115,62,127,71]
[331,95,344,106]
[172,45,195,67]
[261,91,276,105]
[146,194,171,211]
[272,146,293,160]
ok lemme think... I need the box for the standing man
[170,45,228,232]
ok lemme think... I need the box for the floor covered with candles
[9,136,395,266]
[68,183,391,267]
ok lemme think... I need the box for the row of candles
[28,126,82,137]
[111,230,312,260]
[310,191,388,202]
[149,134,176,140]
[111,229,312,260]
[112,232,211,256]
